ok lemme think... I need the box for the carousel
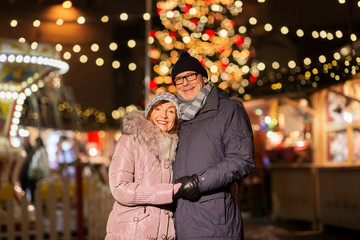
[0,37,69,224]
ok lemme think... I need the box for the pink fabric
[105,134,176,240]
[173,183,182,195]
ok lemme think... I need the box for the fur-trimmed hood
[122,110,178,163]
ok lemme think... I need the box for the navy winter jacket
[173,87,255,240]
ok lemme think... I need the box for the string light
[62,1,72,9]
[0,0,358,106]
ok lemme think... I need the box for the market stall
[312,77,360,230]
[246,77,360,231]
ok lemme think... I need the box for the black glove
[174,174,201,202]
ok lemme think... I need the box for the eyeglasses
[174,73,199,85]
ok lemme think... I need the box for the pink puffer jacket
[105,110,178,240]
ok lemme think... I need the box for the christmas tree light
[149,0,256,97]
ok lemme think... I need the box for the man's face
[175,71,208,100]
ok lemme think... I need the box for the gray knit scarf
[177,82,213,121]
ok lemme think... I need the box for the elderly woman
[105,92,181,240]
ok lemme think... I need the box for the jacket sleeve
[109,135,174,206]
[197,102,255,193]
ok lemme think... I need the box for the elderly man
[173,51,255,240]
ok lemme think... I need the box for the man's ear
[203,77,208,83]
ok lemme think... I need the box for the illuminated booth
[245,76,360,231]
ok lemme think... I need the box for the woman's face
[149,101,177,133]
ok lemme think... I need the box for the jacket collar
[181,86,220,125]
[122,110,178,163]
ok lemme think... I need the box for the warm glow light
[55,44,63,52]
[96,58,104,66]
[335,30,343,38]
[31,42,38,49]
[112,61,121,69]
[128,63,137,71]
[257,62,265,71]
[62,1,72,8]
[91,43,99,52]
[319,55,326,63]
[280,26,289,35]
[312,31,319,38]
[19,129,29,137]
[10,20,18,27]
[264,116,271,124]
[189,8,197,15]
[101,15,109,23]
[304,57,311,65]
[264,23,272,32]
[319,30,327,38]
[77,16,86,24]
[120,13,128,21]
[109,42,118,51]
[33,20,41,27]
[183,36,190,43]
[79,55,88,63]
[56,19,64,25]
[238,26,247,34]
[128,40,136,48]
[249,17,257,25]
[272,62,280,69]
[296,29,304,37]
[333,52,341,60]
[343,111,353,123]
[350,33,357,41]
[89,147,98,156]
[73,44,81,53]
[143,13,151,21]
[164,36,172,43]
[340,46,351,56]
[63,52,71,60]
[288,60,296,68]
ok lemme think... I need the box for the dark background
[1,0,359,116]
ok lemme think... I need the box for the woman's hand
[173,183,182,195]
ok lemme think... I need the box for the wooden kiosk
[267,77,360,231]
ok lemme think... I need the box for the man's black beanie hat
[171,51,208,85]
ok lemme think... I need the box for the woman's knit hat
[145,92,180,118]
[171,51,208,85]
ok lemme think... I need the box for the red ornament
[149,80,158,90]
[250,75,257,83]
[235,35,244,46]
[204,29,215,39]
[169,31,176,37]
[157,7,164,16]
[183,5,191,13]
[149,30,156,38]
[219,46,225,53]
[190,19,198,26]
[220,60,228,69]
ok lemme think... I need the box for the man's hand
[174,174,201,201]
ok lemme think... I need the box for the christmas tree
[148,0,257,99]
